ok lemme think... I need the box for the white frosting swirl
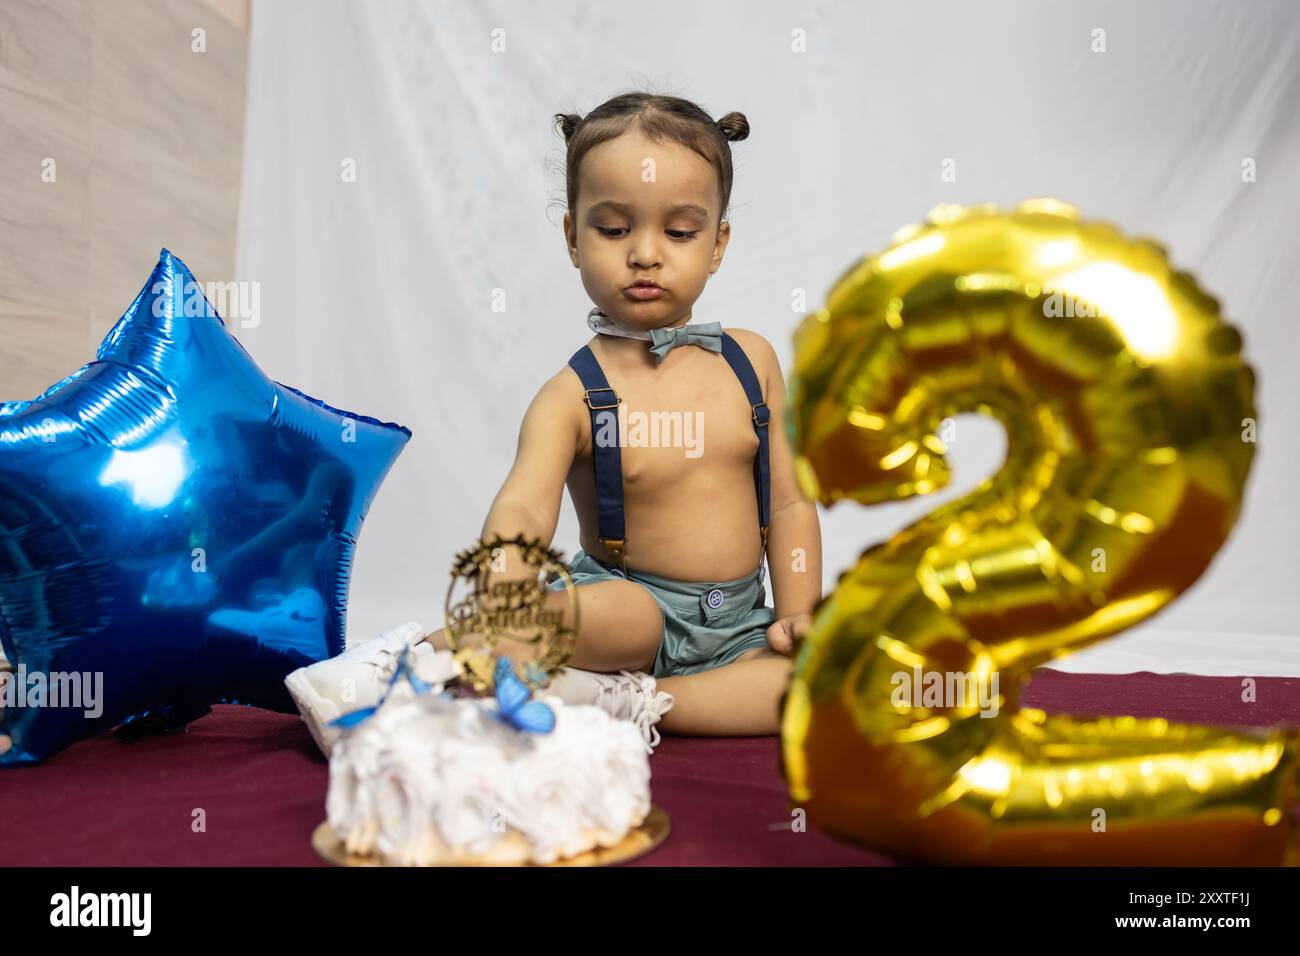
[325,684,652,864]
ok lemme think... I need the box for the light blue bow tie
[648,321,723,362]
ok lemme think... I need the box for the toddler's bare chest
[573,363,760,489]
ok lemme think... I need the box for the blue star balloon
[0,249,411,766]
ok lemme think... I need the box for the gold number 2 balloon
[780,199,1298,865]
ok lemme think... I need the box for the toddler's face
[564,128,729,331]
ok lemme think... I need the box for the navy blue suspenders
[566,345,628,568]
[567,333,771,575]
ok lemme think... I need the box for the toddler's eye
[595,227,697,240]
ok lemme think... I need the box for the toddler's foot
[285,621,460,755]
[543,667,675,754]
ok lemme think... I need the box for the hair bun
[715,111,750,143]
[553,112,582,144]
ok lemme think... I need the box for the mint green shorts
[546,549,774,678]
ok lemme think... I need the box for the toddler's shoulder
[514,365,589,447]
[721,326,783,382]
[540,361,589,405]
[513,362,589,422]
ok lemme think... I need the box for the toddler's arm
[479,370,583,579]
[729,330,822,652]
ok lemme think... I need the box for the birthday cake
[324,680,652,865]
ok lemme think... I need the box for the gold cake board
[312,805,670,867]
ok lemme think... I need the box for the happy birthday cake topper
[443,533,579,693]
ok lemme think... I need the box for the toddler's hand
[765,613,812,656]
[481,543,542,593]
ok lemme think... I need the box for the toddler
[289,92,822,755]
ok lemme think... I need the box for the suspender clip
[752,402,770,427]
[584,387,620,410]
[600,536,627,574]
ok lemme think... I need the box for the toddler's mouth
[624,283,665,301]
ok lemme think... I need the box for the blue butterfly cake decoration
[328,647,556,739]
[328,646,446,731]
[488,656,556,735]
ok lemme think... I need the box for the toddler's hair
[553,92,748,223]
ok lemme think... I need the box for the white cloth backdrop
[234,0,1300,675]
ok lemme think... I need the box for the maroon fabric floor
[2,669,1297,866]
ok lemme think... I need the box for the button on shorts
[545,549,774,678]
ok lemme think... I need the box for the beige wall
[0,0,249,399]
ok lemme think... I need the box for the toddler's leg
[655,649,794,737]
[422,577,664,674]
